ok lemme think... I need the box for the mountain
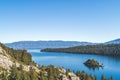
[106,38,120,44]
[5,40,94,50]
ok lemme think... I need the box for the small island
[84,59,103,69]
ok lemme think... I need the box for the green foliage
[0,65,114,80]
[29,68,38,80]
[0,65,61,80]
[0,42,35,65]
[84,59,103,69]
[0,67,4,72]
[76,71,114,80]
[41,44,120,56]
[8,65,38,80]
[0,71,8,80]
[39,65,60,80]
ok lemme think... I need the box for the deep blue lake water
[29,50,120,80]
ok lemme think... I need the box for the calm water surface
[29,50,120,80]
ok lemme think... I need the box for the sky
[0,0,120,43]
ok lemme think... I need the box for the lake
[29,50,120,80]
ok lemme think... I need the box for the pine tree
[0,71,8,80]
[9,65,20,80]
[29,68,38,80]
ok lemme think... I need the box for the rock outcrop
[0,47,13,70]
[59,68,80,80]
[0,46,39,72]
[0,54,13,70]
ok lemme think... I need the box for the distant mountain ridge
[5,38,120,50]
[106,39,120,44]
[5,40,94,50]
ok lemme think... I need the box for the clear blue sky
[0,0,120,43]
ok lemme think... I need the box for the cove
[29,50,120,80]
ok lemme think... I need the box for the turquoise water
[29,50,120,80]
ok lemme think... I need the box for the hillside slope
[106,38,120,44]
[0,43,39,72]
[0,42,81,80]
[41,44,120,56]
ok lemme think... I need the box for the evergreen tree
[9,65,20,80]
[29,68,38,80]
[0,71,8,80]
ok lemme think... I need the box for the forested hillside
[0,42,80,80]
[0,42,34,65]
[41,44,120,56]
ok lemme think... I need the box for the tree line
[41,44,120,56]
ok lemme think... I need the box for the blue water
[29,50,120,80]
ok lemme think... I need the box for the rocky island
[84,59,103,69]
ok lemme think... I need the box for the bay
[29,50,120,80]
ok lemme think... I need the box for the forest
[0,65,113,80]
[41,44,120,56]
